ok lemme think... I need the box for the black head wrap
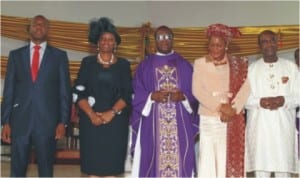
[88,17,121,45]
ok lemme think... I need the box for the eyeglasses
[156,34,173,41]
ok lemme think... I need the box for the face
[155,28,173,54]
[259,33,278,61]
[29,16,49,43]
[98,32,116,53]
[208,35,227,61]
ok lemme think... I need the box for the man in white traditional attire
[245,30,300,177]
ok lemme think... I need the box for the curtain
[1,15,299,79]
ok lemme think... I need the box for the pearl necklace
[98,53,114,65]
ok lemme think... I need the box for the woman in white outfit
[192,23,250,177]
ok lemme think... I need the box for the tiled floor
[1,161,131,177]
[2,161,299,177]
[1,138,132,177]
[1,153,132,177]
[1,144,299,177]
[1,161,83,177]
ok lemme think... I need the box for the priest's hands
[151,90,169,103]
[169,89,186,102]
[151,89,185,103]
[260,96,284,110]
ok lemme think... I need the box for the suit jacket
[1,44,71,137]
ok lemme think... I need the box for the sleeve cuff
[141,93,155,117]
[181,95,193,114]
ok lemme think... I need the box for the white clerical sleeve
[141,94,154,117]
[181,95,193,114]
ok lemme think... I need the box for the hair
[257,30,277,45]
[88,17,121,45]
[154,25,174,39]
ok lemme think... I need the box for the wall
[1,1,299,93]
[1,1,299,63]
[1,1,299,27]
[1,1,299,58]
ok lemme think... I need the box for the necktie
[31,45,41,82]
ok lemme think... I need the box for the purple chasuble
[130,52,199,177]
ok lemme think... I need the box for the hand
[220,113,232,122]
[1,124,11,143]
[96,110,115,125]
[55,123,66,140]
[169,89,185,102]
[260,96,284,110]
[88,111,103,126]
[260,97,273,109]
[151,90,169,103]
[218,103,237,122]
[272,96,285,108]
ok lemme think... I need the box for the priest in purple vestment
[130,25,199,177]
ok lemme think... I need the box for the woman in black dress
[72,17,132,177]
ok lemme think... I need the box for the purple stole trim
[153,57,182,177]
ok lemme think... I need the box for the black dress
[72,55,132,176]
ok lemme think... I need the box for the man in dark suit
[1,15,71,177]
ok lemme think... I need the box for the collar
[30,41,47,50]
[156,50,174,56]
